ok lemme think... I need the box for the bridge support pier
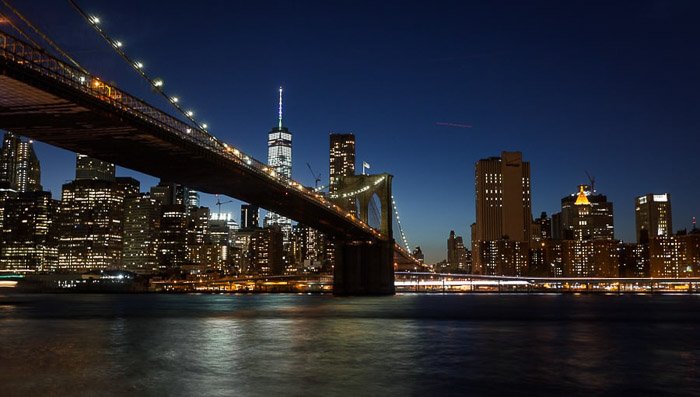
[333,239,395,296]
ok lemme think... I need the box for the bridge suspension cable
[67,0,208,132]
[1,0,87,73]
[391,195,412,254]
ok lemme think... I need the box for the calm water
[1,293,700,396]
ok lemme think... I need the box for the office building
[635,193,672,243]
[122,193,158,274]
[472,151,532,275]
[0,132,41,193]
[329,133,356,210]
[0,191,58,272]
[241,204,259,230]
[75,154,115,181]
[557,184,614,241]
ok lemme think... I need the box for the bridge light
[134,61,144,69]
[114,41,123,48]
[202,123,208,129]
[153,79,163,87]
[90,16,100,24]
[186,110,194,117]
[185,128,191,134]
[171,97,179,103]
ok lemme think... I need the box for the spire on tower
[278,86,283,129]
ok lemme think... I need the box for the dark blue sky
[12,0,700,262]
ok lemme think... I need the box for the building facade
[635,193,672,243]
[472,151,532,275]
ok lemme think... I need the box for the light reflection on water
[1,293,700,396]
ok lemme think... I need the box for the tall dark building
[635,193,672,243]
[472,151,532,275]
[329,133,356,210]
[156,204,188,270]
[122,193,158,274]
[533,212,551,241]
[241,204,259,230]
[558,184,614,241]
[447,230,469,272]
[75,154,115,182]
[0,132,41,192]
[150,181,188,207]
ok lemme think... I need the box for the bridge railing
[0,30,385,239]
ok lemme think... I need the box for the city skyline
[15,0,700,263]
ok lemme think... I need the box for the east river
[1,293,700,396]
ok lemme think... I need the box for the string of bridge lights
[67,0,208,132]
[392,195,412,253]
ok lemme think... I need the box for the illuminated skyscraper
[557,184,614,241]
[57,154,138,271]
[0,191,58,272]
[329,133,356,210]
[0,132,41,193]
[266,87,292,236]
[635,193,672,243]
[58,179,134,271]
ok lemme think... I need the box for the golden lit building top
[574,185,590,206]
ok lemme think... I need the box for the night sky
[9,0,700,263]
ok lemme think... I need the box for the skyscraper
[57,156,136,271]
[472,151,532,275]
[122,193,158,274]
[329,133,356,211]
[266,87,293,235]
[0,191,58,272]
[0,132,41,192]
[557,184,614,241]
[635,193,672,243]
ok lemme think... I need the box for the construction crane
[585,171,596,193]
[214,194,233,215]
[306,162,322,189]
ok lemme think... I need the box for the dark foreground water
[2,293,700,396]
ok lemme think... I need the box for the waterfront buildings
[57,156,136,271]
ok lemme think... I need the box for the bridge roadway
[0,30,390,243]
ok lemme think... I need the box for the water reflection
[1,294,700,396]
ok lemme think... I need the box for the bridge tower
[331,173,395,295]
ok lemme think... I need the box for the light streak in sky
[435,122,472,128]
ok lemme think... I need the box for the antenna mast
[278,86,283,129]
